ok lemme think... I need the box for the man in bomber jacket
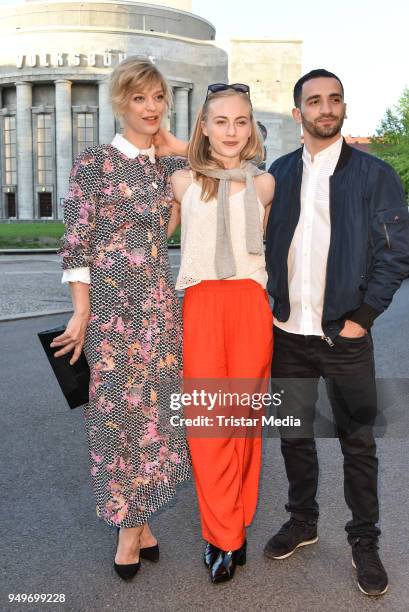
[264,69,409,597]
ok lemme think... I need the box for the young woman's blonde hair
[109,57,172,117]
[188,88,264,202]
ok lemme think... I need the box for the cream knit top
[175,177,268,290]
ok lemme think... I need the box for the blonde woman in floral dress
[52,58,190,580]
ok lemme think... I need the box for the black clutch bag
[37,325,90,409]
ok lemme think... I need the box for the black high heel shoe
[140,543,159,563]
[114,527,141,581]
[210,540,247,584]
[204,542,220,568]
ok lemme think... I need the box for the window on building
[75,112,97,155]
[37,114,53,185]
[39,192,52,218]
[3,115,17,186]
[5,192,16,218]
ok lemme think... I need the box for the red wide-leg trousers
[183,279,273,551]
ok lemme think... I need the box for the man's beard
[301,111,345,139]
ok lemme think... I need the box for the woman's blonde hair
[109,57,172,117]
[188,88,264,202]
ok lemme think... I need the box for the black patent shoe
[204,542,220,568]
[114,527,141,581]
[210,540,247,584]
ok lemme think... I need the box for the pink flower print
[91,450,104,463]
[94,252,114,270]
[113,505,129,523]
[78,201,93,225]
[80,153,95,166]
[103,356,115,370]
[118,430,131,446]
[106,458,118,473]
[103,158,114,173]
[159,352,177,368]
[143,460,160,474]
[99,205,114,220]
[118,182,133,198]
[123,386,142,407]
[155,472,170,484]
[66,233,81,246]
[89,369,102,399]
[114,316,125,333]
[96,395,114,414]
[100,318,113,333]
[134,202,147,213]
[158,446,170,462]
[141,404,154,418]
[136,342,151,363]
[158,447,179,465]
[142,297,152,312]
[131,476,150,489]
[105,499,129,525]
[70,182,83,198]
[118,457,127,472]
[127,248,145,266]
[102,183,115,195]
[108,480,123,495]
[168,451,181,464]
[99,338,115,356]
[140,422,162,447]
[90,466,98,476]
[96,340,116,371]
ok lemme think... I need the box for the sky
[2,0,408,136]
[192,0,409,136]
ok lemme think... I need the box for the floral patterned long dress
[59,145,190,527]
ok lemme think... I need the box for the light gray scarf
[201,161,265,279]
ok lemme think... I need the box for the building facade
[0,0,301,221]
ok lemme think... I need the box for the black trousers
[271,326,381,542]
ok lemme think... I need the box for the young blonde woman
[52,58,190,580]
[165,84,275,583]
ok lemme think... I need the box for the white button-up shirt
[275,136,343,336]
[61,134,156,284]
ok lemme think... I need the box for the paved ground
[1,255,409,612]
[0,252,182,320]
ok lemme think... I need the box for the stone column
[16,81,34,219]
[55,80,73,219]
[98,78,116,144]
[174,87,189,140]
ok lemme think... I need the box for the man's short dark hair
[293,69,344,108]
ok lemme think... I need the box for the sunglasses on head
[205,83,250,102]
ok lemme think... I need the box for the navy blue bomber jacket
[265,139,409,341]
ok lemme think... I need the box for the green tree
[370,88,409,195]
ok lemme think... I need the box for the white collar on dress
[111,133,156,163]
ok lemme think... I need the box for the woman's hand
[50,311,90,365]
[153,127,188,157]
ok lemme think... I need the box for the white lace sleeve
[61,267,91,284]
